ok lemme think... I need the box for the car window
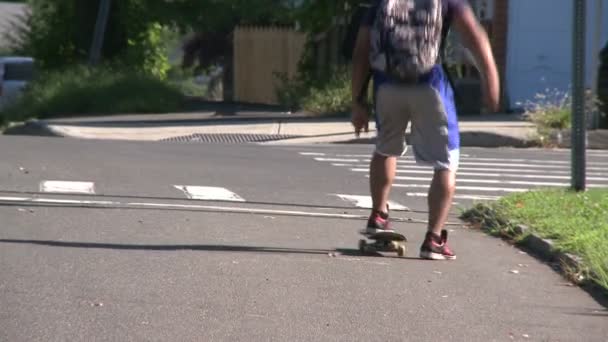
[3,62,34,81]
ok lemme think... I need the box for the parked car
[0,56,35,109]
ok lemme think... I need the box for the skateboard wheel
[397,245,406,257]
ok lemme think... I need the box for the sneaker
[419,229,456,260]
[364,210,394,234]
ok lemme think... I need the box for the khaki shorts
[374,83,460,171]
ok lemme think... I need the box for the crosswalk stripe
[334,194,409,211]
[334,153,472,158]
[338,154,608,166]
[174,185,245,202]
[40,181,95,194]
[393,183,528,192]
[390,160,606,171]
[390,175,607,187]
[403,192,500,201]
[315,157,360,163]
[325,158,606,170]
[299,152,326,156]
[347,166,607,176]
[450,157,608,166]
[348,168,608,182]
[309,151,608,202]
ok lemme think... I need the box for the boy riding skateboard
[351,0,500,260]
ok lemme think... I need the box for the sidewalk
[4,111,544,148]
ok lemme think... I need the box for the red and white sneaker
[419,230,457,260]
[364,210,395,235]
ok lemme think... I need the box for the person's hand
[482,78,500,113]
[351,102,370,137]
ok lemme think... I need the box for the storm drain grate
[160,133,303,144]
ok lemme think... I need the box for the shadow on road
[0,239,421,260]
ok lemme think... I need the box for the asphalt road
[1,136,607,342]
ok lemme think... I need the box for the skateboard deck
[358,231,407,257]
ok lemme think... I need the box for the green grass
[462,188,608,291]
[0,65,185,124]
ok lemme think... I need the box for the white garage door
[506,0,608,109]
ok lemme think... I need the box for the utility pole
[89,0,112,65]
[571,0,587,191]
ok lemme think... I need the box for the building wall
[506,0,608,109]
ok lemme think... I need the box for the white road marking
[0,196,116,205]
[391,175,607,188]
[435,156,608,166]
[348,166,607,176]
[326,155,608,166]
[299,152,326,156]
[390,159,607,171]
[0,195,456,224]
[393,183,528,192]
[403,193,500,201]
[40,181,95,194]
[174,186,245,202]
[315,157,360,163]
[382,169,608,181]
[334,194,409,211]
[334,154,471,158]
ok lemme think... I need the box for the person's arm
[351,26,371,105]
[350,25,373,136]
[452,4,500,112]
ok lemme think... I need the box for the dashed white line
[40,181,96,194]
[174,186,245,202]
[0,195,445,224]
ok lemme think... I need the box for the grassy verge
[461,188,608,291]
[0,65,185,125]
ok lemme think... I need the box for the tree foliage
[12,0,369,75]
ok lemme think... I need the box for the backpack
[370,0,444,82]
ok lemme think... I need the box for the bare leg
[369,152,397,213]
[427,169,456,235]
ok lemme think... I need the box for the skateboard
[358,231,407,257]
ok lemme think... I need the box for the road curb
[461,210,604,295]
[516,225,590,284]
[2,120,64,137]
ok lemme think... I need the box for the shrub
[519,87,601,141]
[275,65,367,116]
[0,65,184,123]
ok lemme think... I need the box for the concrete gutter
[2,112,545,148]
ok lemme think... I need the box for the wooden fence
[233,26,307,105]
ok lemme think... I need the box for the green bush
[0,65,184,123]
[275,66,362,116]
[11,0,175,78]
[301,72,352,115]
